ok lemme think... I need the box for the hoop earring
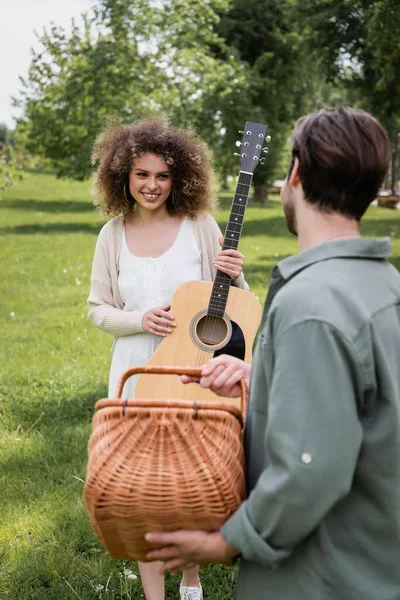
[124,182,134,206]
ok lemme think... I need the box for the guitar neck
[208,171,253,317]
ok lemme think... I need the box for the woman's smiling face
[128,153,172,212]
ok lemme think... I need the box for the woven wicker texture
[83,366,247,562]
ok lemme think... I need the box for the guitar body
[135,281,262,408]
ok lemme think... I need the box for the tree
[16,0,247,180]
[0,124,24,196]
[303,0,400,193]
[211,0,325,201]
[16,6,167,180]
[365,0,400,193]
[0,123,9,145]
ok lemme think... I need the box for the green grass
[1,172,400,599]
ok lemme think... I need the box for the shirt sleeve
[87,277,144,336]
[220,319,363,566]
[87,230,144,336]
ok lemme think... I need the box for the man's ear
[289,157,301,187]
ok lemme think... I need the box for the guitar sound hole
[196,315,228,347]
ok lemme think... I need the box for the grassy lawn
[1,172,400,599]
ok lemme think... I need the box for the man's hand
[181,354,251,398]
[145,530,239,575]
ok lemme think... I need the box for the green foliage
[214,0,326,188]
[18,12,166,180]
[0,171,274,599]
[0,123,9,144]
[17,1,246,181]
[17,0,398,193]
[2,171,400,598]
[2,171,400,597]
[302,0,400,191]
[0,138,24,196]
[16,0,331,190]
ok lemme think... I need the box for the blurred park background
[1,1,400,598]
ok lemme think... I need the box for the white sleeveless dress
[108,218,203,399]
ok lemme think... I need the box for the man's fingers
[158,558,189,575]
[213,364,243,389]
[199,365,225,389]
[170,562,196,575]
[181,375,201,384]
[146,531,182,544]
[147,545,178,561]
[201,363,225,378]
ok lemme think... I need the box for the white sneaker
[179,583,203,600]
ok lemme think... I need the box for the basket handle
[116,365,248,417]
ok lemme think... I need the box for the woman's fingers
[214,251,244,279]
[215,265,241,279]
[154,308,175,322]
[152,317,175,328]
[215,250,244,263]
[145,307,176,335]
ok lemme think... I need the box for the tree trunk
[253,183,269,204]
[391,145,398,195]
[220,173,229,190]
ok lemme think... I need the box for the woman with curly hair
[87,116,248,600]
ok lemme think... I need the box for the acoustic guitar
[136,121,270,407]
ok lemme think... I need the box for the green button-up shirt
[221,238,400,600]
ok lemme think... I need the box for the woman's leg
[180,565,202,599]
[181,565,200,587]
[138,561,165,600]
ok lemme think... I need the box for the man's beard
[282,188,298,236]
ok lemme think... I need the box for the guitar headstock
[234,121,270,173]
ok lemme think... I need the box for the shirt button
[301,453,312,464]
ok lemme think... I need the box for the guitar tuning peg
[265,135,271,143]
[238,130,244,134]
[233,152,241,157]
[262,147,269,154]
[235,140,242,147]
[260,157,266,165]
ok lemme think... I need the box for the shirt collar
[276,237,392,281]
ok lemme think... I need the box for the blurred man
[146,108,400,600]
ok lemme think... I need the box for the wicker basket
[83,366,247,562]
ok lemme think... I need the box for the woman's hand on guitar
[214,236,244,281]
[181,355,251,398]
[142,305,176,337]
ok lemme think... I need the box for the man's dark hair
[292,107,391,221]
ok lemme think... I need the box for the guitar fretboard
[208,172,253,317]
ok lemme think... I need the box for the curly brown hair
[91,116,217,218]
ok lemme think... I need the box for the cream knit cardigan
[87,212,249,338]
